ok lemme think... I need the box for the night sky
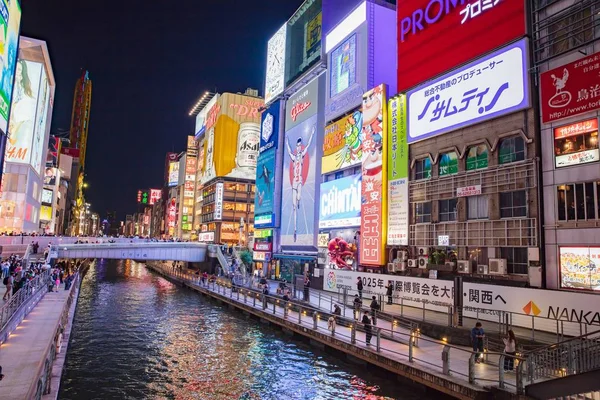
[20,0,302,220]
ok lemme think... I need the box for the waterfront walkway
[0,283,73,399]
[149,263,529,398]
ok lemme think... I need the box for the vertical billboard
[255,148,276,227]
[286,0,322,85]
[5,60,42,165]
[201,93,263,183]
[46,135,61,167]
[281,76,322,246]
[168,161,179,187]
[387,95,409,246]
[265,24,287,105]
[32,68,49,176]
[397,0,526,92]
[360,84,387,265]
[0,0,22,135]
[321,109,362,174]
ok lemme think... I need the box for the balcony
[410,218,538,248]
[410,159,537,202]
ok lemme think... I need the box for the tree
[239,250,253,268]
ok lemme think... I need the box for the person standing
[385,281,394,305]
[471,322,485,363]
[303,275,310,302]
[3,273,13,301]
[356,276,363,298]
[353,294,362,320]
[362,311,372,345]
[503,330,517,371]
[370,296,380,326]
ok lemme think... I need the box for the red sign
[541,51,600,123]
[150,189,162,205]
[254,242,272,252]
[290,101,311,122]
[61,147,80,158]
[554,119,598,139]
[397,0,525,92]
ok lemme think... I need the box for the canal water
[59,259,440,400]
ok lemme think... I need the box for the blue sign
[319,174,361,229]
[254,148,276,227]
[407,39,530,144]
[260,100,281,153]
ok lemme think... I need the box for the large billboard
[319,173,361,229]
[397,0,526,92]
[387,95,409,246]
[265,24,287,105]
[540,50,600,123]
[360,84,387,265]
[322,109,362,174]
[407,39,530,144]
[255,148,276,226]
[168,161,179,187]
[560,247,600,292]
[0,0,22,135]
[32,68,50,176]
[46,135,61,167]
[201,93,263,183]
[260,100,281,153]
[286,0,322,85]
[5,60,42,165]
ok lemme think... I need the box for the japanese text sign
[407,39,529,144]
[214,182,224,220]
[457,185,482,197]
[541,50,600,123]
[360,84,387,265]
[149,189,162,205]
[397,0,526,92]
[554,119,598,139]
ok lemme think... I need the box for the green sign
[388,95,408,180]
[254,229,273,239]
[439,152,458,176]
[466,145,488,170]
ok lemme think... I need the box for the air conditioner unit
[387,263,396,273]
[418,256,428,269]
[396,261,407,272]
[489,258,507,275]
[417,247,429,257]
[445,261,455,269]
[407,259,418,268]
[477,265,489,275]
[457,260,471,274]
[398,250,409,261]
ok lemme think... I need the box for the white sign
[199,232,215,242]
[457,185,482,197]
[555,149,600,168]
[407,39,529,143]
[264,24,287,105]
[214,182,224,220]
[253,251,268,262]
[438,235,450,246]
[388,178,409,246]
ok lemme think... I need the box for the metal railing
[0,269,52,341]
[148,262,529,394]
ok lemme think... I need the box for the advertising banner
[319,173,361,229]
[32,69,50,176]
[202,93,263,183]
[387,95,409,246]
[265,24,287,105]
[195,94,219,139]
[457,185,482,197]
[360,85,387,265]
[41,188,52,205]
[137,190,150,205]
[397,0,525,93]
[281,113,319,246]
[255,148,276,225]
[330,34,357,98]
[321,109,362,174]
[150,189,161,205]
[214,182,224,220]
[285,77,320,131]
[407,39,530,144]
[199,231,215,242]
[168,161,179,187]
[260,100,281,153]
[286,0,322,85]
[46,135,61,167]
[6,61,43,165]
[559,247,600,292]
[187,135,197,157]
[541,51,600,123]
[0,0,22,135]
[40,205,52,222]
[554,119,599,168]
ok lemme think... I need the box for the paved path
[0,284,70,399]
[151,263,527,395]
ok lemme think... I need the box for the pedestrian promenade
[0,284,72,399]
[148,263,530,398]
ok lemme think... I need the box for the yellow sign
[40,205,53,221]
[318,233,330,248]
[321,110,363,174]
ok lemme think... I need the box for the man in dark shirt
[362,312,372,345]
[370,296,380,325]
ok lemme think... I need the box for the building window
[466,145,488,171]
[498,137,525,164]
[415,202,431,224]
[500,190,527,218]
[414,158,431,180]
[439,152,458,176]
[557,181,597,221]
[500,247,528,275]
[554,119,599,168]
[468,195,489,220]
[548,5,593,57]
[335,170,344,180]
[439,199,457,222]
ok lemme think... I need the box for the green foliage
[239,250,253,267]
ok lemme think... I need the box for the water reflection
[60,260,439,400]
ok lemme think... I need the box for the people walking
[503,330,517,371]
[362,311,372,345]
[370,296,380,326]
[353,294,362,320]
[356,277,363,298]
[471,322,485,363]
[386,281,393,305]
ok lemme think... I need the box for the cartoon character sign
[328,237,356,270]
